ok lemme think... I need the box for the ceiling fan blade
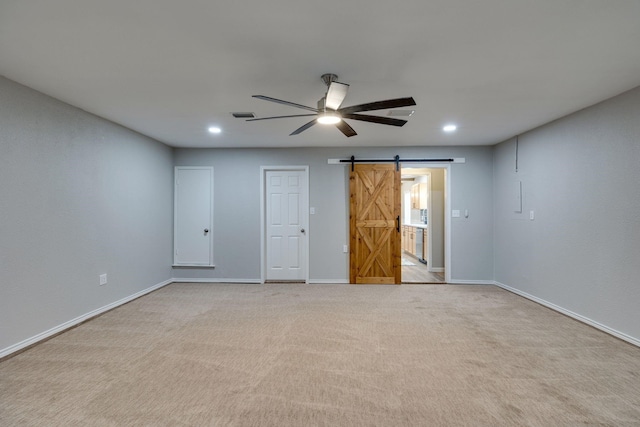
[246,114,317,121]
[335,120,357,137]
[342,113,408,127]
[325,81,350,110]
[339,97,416,114]
[252,95,318,113]
[290,119,317,135]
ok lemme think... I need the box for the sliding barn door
[350,164,401,284]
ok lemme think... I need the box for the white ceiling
[1,0,640,148]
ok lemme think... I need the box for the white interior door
[265,169,307,281]
[174,167,213,266]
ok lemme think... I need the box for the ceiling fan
[247,74,416,137]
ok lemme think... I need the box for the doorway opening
[400,166,447,283]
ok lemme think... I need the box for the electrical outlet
[99,274,107,286]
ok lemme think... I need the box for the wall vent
[231,112,255,118]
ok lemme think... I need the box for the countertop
[405,223,428,229]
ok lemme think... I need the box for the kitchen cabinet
[410,227,416,256]
[418,183,428,209]
[402,225,418,256]
[410,185,419,209]
[402,226,407,252]
[402,225,429,263]
[402,225,416,255]
[410,183,428,210]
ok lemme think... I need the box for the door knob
[204,229,209,233]
[300,228,305,233]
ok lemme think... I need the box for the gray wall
[173,145,494,283]
[0,77,174,353]
[3,70,638,355]
[493,86,640,341]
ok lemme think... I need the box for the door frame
[260,166,310,284]
[399,162,451,283]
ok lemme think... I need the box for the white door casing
[174,167,214,266]
[262,167,309,282]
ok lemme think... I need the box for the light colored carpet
[1,283,640,426]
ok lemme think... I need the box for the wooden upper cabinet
[411,183,428,210]
[410,185,418,209]
[418,183,428,210]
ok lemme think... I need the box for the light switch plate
[452,210,461,218]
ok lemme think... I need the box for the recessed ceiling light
[208,126,222,134]
[442,124,457,132]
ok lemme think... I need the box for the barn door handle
[396,216,400,232]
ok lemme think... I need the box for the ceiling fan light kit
[248,74,416,137]
[317,112,342,125]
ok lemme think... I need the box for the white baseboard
[173,278,349,285]
[308,279,349,284]
[429,267,445,273]
[494,281,640,348]
[0,279,173,360]
[171,264,215,268]
[448,279,495,285]
[171,278,261,284]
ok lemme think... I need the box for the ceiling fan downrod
[321,73,339,87]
